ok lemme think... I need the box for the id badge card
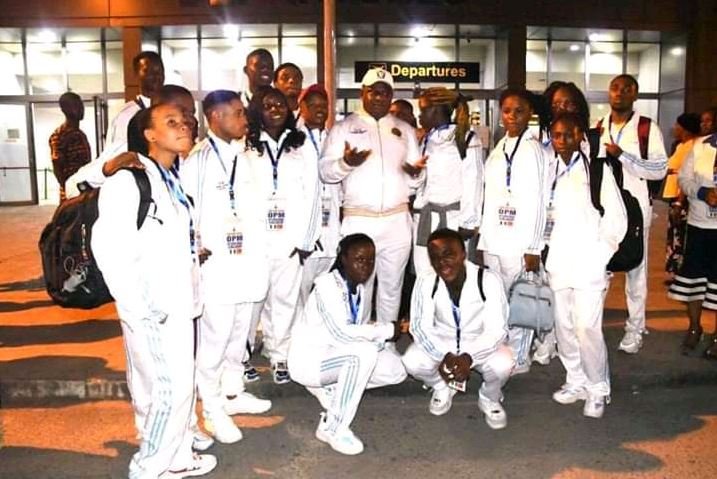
[498,203,517,228]
[708,206,717,219]
[225,216,243,255]
[321,197,331,228]
[543,207,555,241]
[448,380,466,393]
[266,198,286,231]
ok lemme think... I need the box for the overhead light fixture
[223,24,240,39]
[588,33,603,42]
[37,29,57,43]
[410,25,429,39]
[669,47,684,56]
[569,44,580,52]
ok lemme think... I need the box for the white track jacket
[319,109,420,213]
[410,261,508,364]
[679,135,717,229]
[92,154,200,325]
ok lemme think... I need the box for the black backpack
[585,128,644,272]
[38,168,153,309]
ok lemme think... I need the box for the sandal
[681,327,703,351]
[704,336,717,360]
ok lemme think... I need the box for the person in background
[700,106,717,136]
[664,113,702,283]
[274,62,304,118]
[477,88,547,375]
[107,51,164,145]
[242,48,275,106]
[49,91,91,202]
[390,99,418,128]
[668,130,717,358]
[289,234,406,456]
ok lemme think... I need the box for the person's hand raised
[343,141,371,167]
[102,151,145,177]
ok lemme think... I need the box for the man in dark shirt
[49,92,91,201]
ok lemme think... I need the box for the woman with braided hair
[411,87,484,276]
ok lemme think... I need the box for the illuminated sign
[354,61,480,83]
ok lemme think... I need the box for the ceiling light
[569,44,580,51]
[37,29,57,43]
[669,47,684,56]
[588,33,603,42]
[223,24,239,39]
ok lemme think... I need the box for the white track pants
[625,202,652,334]
[483,253,533,369]
[259,255,303,364]
[126,317,195,479]
[553,287,610,396]
[289,342,406,431]
[121,319,152,437]
[196,302,254,412]
[402,343,514,402]
[341,212,412,324]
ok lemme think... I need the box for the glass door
[0,104,36,204]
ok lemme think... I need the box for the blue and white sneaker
[315,412,364,455]
[243,360,260,382]
[272,361,291,385]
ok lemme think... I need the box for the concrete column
[322,0,336,127]
[121,27,142,102]
[507,25,527,89]
[684,0,717,112]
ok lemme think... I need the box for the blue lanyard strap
[549,151,581,204]
[421,123,451,157]
[502,129,526,192]
[307,128,322,157]
[264,139,285,191]
[156,160,196,256]
[208,137,239,214]
[450,301,461,353]
[608,111,634,146]
[347,283,361,325]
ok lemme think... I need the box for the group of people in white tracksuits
[79,49,670,477]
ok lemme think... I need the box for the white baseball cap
[361,68,394,88]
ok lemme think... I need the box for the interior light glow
[37,29,57,43]
[669,47,684,56]
[569,44,580,52]
[223,24,240,39]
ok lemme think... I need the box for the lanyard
[263,139,286,192]
[549,152,581,204]
[502,129,526,193]
[421,123,451,156]
[208,137,239,214]
[450,301,461,353]
[155,159,196,256]
[347,283,361,325]
[306,128,323,157]
[608,112,635,146]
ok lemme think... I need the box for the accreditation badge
[448,380,466,393]
[321,197,331,228]
[266,197,286,231]
[543,206,555,241]
[224,215,243,255]
[498,203,517,228]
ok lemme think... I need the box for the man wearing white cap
[320,68,422,328]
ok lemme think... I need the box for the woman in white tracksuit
[412,87,483,277]
[245,86,320,384]
[92,104,215,478]
[477,88,547,374]
[180,90,272,445]
[544,113,627,419]
[289,234,407,456]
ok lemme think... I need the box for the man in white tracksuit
[93,104,215,478]
[180,90,272,445]
[288,233,407,455]
[106,51,164,145]
[596,74,667,354]
[296,85,340,304]
[412,87,483,276]
[545,113,627,419]
[320,68,421,326]
[403,228,514,429]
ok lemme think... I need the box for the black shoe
[704,336,717,360]
[681,327,703,352]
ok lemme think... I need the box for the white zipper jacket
[478,130,547,257]
[544,153,628,291]
[679,135,717,230]
[106,95,149,146]
[291,269,395,351]
[410,261,508,364]
[180,131,269,304]
[595,112,668,209]
[319,108,421,213]
[246,129,321,258]
[92,154,200,325]
[413,124,484,229]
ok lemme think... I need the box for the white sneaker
[552,385,588,405]
[532,341,557,365]
[224,392,272,415]
[272,361,291,385]
[511,362,530,376]
[478,392,507,430]
[190,426,214,451]
[204,411,243,444]
[315,413,364,455]
[160,454,217,478]
[618,331,643,354]
[429,386,456,416]
[583,394,608,419]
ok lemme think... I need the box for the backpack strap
[477,266,486,302]
[126,168,153,229]
[134,97,147,110]
[581,152,606,217]
[430,275,440,299]
[586,127,601,160]
[637,116,651,160]
[460,130,476,160]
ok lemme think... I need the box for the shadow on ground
[0,355,121,383]
[0,276,46,293]
[0,319,120,347]
[0,300,57,313]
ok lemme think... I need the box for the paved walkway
[1,203,715,404]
